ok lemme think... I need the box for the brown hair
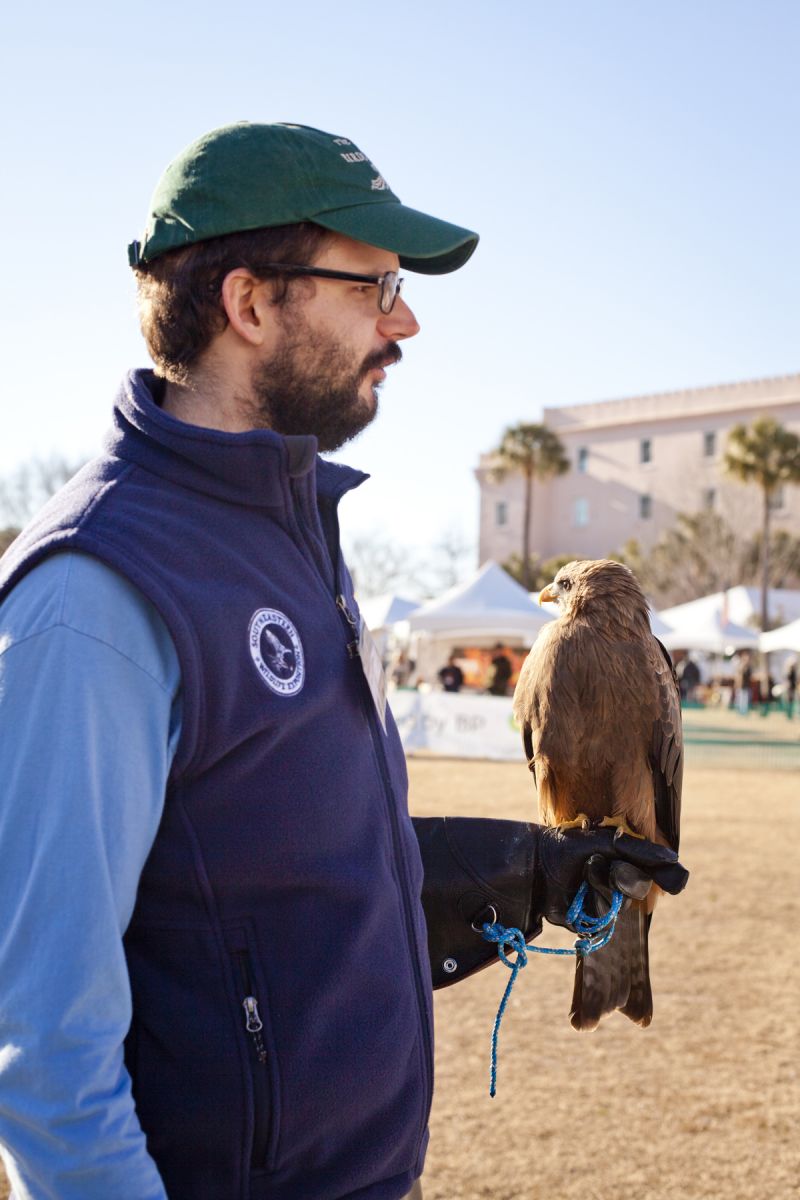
[133,222,331,383]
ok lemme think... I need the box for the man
[677,654,700,703]
[487,642,513,696]
[437,653,464,692]
[0,123,687,1200]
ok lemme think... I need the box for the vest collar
[106,369,368,509]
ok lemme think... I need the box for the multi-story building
[476,372,800,567]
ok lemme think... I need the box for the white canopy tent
[657,594,759,654]
[358,593,419,664]
[714,586,800,628]
[657,586,800,631]
[359,593,419,633]
[648,609,674,639]
[760,618,800,653]
[408,560,554,641]
[406,560,554,684]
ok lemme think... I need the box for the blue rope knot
[481,922,529,971]
[481,881,625,1097]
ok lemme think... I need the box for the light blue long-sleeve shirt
[0,551,182,1199]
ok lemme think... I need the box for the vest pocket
[232,947,273,1169]
[224,928,280,1174]
[123,923,259,1195]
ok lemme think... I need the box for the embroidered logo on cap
[248,609,305,696]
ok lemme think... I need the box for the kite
[513,559,683,1029]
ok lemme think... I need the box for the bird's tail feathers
[569,900,652,1031]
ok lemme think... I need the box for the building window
[639,494,652,519]
[573,498,589,527]
[769,486,785,512]
[640,438,652,464]
[703,431,716,457]
[495,501,508,527]
[703,488,716,511]
[577,446,588,473]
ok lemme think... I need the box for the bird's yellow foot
[557,813,591,831]
[600,815,646,839]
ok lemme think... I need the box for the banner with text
[389,690,526,761]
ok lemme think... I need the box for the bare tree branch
[0,455,86,528]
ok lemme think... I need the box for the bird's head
[539,558,649,623]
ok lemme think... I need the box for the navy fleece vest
[0,371,433,1200]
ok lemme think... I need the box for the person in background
[390,648,415,689]
[734,650,753,715]
[677,654,700,703]
[758,669,776,717]
[438,653,464,693]
[784,656,797,719]
[486,643,513,696]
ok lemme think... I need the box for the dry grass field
[413,758,799,1200]
[2,753,798,1199]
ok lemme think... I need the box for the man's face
[247,234,420,452]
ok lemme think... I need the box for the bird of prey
[513,559,683,1030]
[263,628,293,672]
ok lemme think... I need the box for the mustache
[360,342,403,378]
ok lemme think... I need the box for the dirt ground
[2,759,798,1199]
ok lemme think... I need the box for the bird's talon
[557,813,591,832]
[601,816,646,840]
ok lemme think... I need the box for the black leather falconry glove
[412,817,688,989]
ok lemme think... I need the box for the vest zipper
[234,950,271,1169]
[336,593,361,658]
[299,490,433,1154]
[335,588,434,1158]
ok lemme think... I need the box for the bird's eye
[561,579,572,591]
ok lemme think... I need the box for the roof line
[543,369,800,415]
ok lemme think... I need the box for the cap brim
[313,200,478,275]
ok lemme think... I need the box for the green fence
[682,708,800,771]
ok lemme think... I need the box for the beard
[246,312,402,453]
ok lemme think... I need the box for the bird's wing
[263,629,283,654]
[647,636,683,852]
[576,630,683,850]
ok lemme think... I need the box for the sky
[2,0,798,567]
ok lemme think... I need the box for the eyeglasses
[260,263,404,314]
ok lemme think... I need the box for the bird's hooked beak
[539,583,558,605]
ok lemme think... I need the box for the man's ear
[220,269,272,347]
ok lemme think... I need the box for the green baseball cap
[128,122,479,275]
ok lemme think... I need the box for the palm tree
[740,529,800,590]
[724,418,800,630]
[502,551,576,592]
[491,423,570,590]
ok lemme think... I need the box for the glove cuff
[412,817,542,988]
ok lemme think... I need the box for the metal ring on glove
[471,904,497,932]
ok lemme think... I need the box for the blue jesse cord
[481,882,624,1097]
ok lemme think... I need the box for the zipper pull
[242,996,268,1063]
[336,594,361,658]
[243,996,263,1033]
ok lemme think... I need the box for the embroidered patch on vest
[248,609,305,696]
